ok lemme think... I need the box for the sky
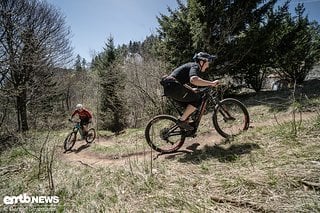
[46,0,180,62]
[46,0,320,62]
[280,0,320,21]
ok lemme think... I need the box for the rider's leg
[180,104,196,121]
[164,82,199,129]
[82,124,88,136]
[176,104,197,131]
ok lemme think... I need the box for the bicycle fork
[217,104,236,122]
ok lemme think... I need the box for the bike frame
[145,85,250,153]
[64,120,96,152]
[71,122,85,137]
[167,88,218,133]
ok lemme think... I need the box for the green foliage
[156,0,320,91]
[157,0,194,66]
[74,54,87,71]
[273,3,320,83]
[140,35,162,59]
[157,0,277,72]
[92,36,127,133]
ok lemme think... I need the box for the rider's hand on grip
[211,80,220,87]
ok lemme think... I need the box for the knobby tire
[85,128,96,143]
[145,114,185,153]
[212,98,250,138]
[64,132,77,152]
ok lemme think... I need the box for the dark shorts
[80,118,90,126]
[161,78,202,108]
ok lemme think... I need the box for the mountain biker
[69,104,93,136]
[161,52,219,130]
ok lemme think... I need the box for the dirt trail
[59,111,317,168]
[59,131,223,167]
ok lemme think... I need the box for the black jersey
[170,62,204,85]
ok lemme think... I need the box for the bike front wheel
[64,132,77,152]
[86,128,96,143]
[145,115,185,153]
[212,98,250,138]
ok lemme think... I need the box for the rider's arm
[70,110,78,121]
[71,110,78,117]
[190,76,219,87]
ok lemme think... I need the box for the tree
[156,0,320,91]
[128,41,140,53]
[81,58,87,71]
[157,0,194,66]
[74,54,83,71]
[0,0,72,131]
[92,36,127,133]
[140,34,161,58]
[74,54,87,71]
[232,1,281,91]
[188,0,278,74]
[274,3,320,84]
[157,0,278,74]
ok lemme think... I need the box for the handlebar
[193,84,231,102]
[195,87,211,93]
[68,118,92,124]
[195,84,228,94]
[68,119,80,124]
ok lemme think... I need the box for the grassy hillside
[1,81,320,212]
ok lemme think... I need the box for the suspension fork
[215,100,235,121]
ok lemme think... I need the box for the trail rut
[59,111,317,168]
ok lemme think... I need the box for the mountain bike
[64,120,96,152]
[145,87,250,154]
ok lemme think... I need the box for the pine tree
[157,0,278,74]
[93,36,127,133]
[74,54,83,71]
[274,3,320,84]
[230,1,280,91]
[157,0,194,66]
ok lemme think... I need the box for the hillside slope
[1,81,320,212]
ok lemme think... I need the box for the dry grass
[1,89,320,212]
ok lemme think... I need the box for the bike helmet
[76,104,83,110]
[193,52,217,62]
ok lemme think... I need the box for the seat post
[166,98,183,116]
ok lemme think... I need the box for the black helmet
[193,52,217,62]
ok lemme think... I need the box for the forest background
[1,0,320,135]
[1,0,320,212]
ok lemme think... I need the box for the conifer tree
[157,0,278,72]
[157,0,194,66]
[93,36,127,133]
[274,3,320,83]
[75,54,81,71]
[156,0,320,91]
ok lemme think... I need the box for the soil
[59,111,317,168]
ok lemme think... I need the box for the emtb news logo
[3,193,59,205]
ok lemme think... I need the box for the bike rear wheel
[145,115,185,153]
[212,98,250,138]
[85,128,96,143]
[64,132,77,152]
